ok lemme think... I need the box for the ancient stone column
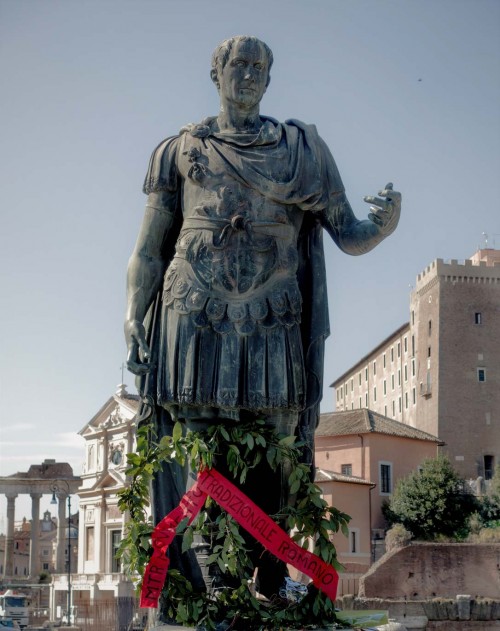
[30,492,42,578]
[4,493,17,576]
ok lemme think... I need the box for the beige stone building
[333,248,500,481]
[51,384,141,613]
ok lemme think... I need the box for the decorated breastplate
[162,130,303,335]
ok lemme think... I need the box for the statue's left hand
[363,182,401,237]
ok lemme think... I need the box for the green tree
[383,457,478,540]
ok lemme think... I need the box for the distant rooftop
[315,468,374,486]
[317,409,443,444]
[6,460,78,480]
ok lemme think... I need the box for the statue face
[218,39,269,109]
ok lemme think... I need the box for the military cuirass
[162,131,304,335]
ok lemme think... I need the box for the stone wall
[359,543,500,599]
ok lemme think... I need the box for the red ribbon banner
[140,468,339,608]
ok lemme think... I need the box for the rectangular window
[399,397,402,413]
[475,312,482,325]
[373,361,376,375]
[340,386,343,398]
[412,358,415,377]
[383,353,386,368]
[359,372,362,385]
[350,529,358,553]
[379,462,393,495]
[411,310,415,325]
[428,320,432,335]
[43,563,49,571]
[365,367,368,381]
[341,464,352,476]
[110,530,121,573]
[404,365,408,382]
[351,378,354,392]
[365,392,368,406]
[412,387,416,404]
[404,337,408,353]
[384,405,387,416]
[398,369,401,386]
[383,380,387,396]
[484,455,494,480]
[392,400,395,416]
[43,549,49,556]
[478,368,486,382]
[428,346,431,358]
[359,397,362,408]
[86,527,95,562]
[411,335,415,356]
[391,374,395,390]
[391,347,394,362]
[405,392,408,409]
[373,387,377,402]
[398,342,401,358]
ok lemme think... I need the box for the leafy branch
[118,419,351,629]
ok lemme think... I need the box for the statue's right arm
[125,191,177,375]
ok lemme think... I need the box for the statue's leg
[249,411,298,600]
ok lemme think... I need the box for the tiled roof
[316,409,442,443]
[315,468,374,486]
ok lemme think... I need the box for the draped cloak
[134,117,346,585]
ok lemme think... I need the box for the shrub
[385,523,413,552]
[385,457,478,540]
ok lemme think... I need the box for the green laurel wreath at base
[117,419,351,630]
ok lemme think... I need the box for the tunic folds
[141,117,345,424]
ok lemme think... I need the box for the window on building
[411,335,415,356]
[349,529,359,554]
[411,310,415,325]
[373,361,376,375]
[397,342,401,358]
[339,386,343,398]
[43,563,49,571]
[351,378,354,392]
[383,380,387,396]
[383,353,386,368]
[391,374,395,390]
[86,527,95,562]
[405,392,408,409]
[384,405,387,416]
[391,347,394,362]
[365,367,368,381]
[399,397,402,413]
[428,346,431,358]
[359,372,362,385]
[365,392,368,406]
[484,455,494,480]
[110,530,122,573]
[412,358,415,377]
[88,444,95,471]
[392,401,395,416]
[359,397,362,408]
[351,402,354,410]
[398,369,401,386]
[404,337,408,353]
[412,387,416,404]
[379,462,393,495]
[404,365,408,382]
[478,368,486,382]
[373,387,377,402]
[341,464,352,476]
[43,549,49,556]
[475,312,482,325]
[428,320,432,335]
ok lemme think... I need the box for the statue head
[210,35,273,97]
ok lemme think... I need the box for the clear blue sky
[1,0,499,522]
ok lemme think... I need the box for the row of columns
[2,492,69,579]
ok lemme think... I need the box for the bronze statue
[125,34,400,614]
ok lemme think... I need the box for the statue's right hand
[124,319,153,375]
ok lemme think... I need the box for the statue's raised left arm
[322,182,401,255]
